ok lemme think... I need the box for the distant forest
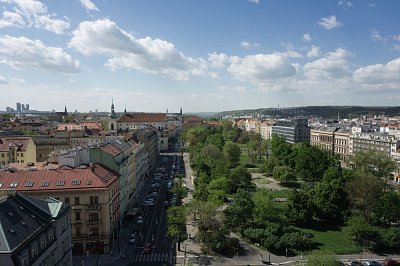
[218,106,400,119]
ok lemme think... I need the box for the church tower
[110,99,117,119]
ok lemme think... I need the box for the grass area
[253,178,272,184]
[268,189,290,198]
[294,224,362,254]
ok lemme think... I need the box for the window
[89,212,99,221]
[74,197,80,205]
[20,153,24,157]
[1,153,4,158]
[90,196,98,205]
[31,243,38,257]
[75,226,81,235]
[75,211,81,221]
[89,227,99,236]
[64,197,69,204]
[40,235,46,249]
[20,252,28,266]
[48,229,54,242]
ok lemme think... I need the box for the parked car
[128,237,136,244]
[347,260,363,266]
[143,243,152,254]
[366,260,382,266]
[384,259,400,266]
[137,216,143,224]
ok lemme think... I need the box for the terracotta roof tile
[0,164,118,192]
[0,137,31,152]
[99,143,122,156]
[118,113,166,123]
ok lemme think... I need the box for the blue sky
[0,0,399,113]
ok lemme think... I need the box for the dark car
[143,243,152,254]
[384,258,400,266]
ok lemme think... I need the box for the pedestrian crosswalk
[131,252,169,263]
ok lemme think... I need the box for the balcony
[87,205,101,210]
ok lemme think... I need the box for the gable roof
[118,113,167,123]
[0,164,119,192]
[0,138,32,152]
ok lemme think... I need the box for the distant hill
[217,106,400,119]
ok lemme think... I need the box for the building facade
[0,164,120,255]
[272,118,310,143]
[0,137,36,167]
[0,191,72,266]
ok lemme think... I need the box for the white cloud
[79,0,99,11]
[318,15,342,30]
[370,29,386,42]
[248,0,259,4]
[393,35,400,42]
[0,35,80,73]
[303,33,312,42]
[0,11,25,28]
[227,53,297,85]
[393,44,400,51]
[208,52,229,68]
[353,58,400,85]
[304,48,351,80]
[240,41,259,49]
[307,45,320,58]
[0,75,9,84]
[338,1,353,8]
[0,0,69,34]
[69,19,207,80]
[217,86,247,93]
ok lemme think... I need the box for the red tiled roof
[0,164,118,191]
[118,113,167,123]
[183,116,204,123]
[99,143,122,156]
[81,121,102,130]
[0,138,31,152]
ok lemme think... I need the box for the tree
[223,141,241,167]
[309,177,349,222]
[372,191,400,226]
[347,174,384,220]
[228,166,253,194]
[351,149,396,180]
[292,142,332,181]
[286,189,314,224]
[345,215,378,248]
[167,205,187,250]
[252,190,281,225]
[305,251,342,266]
[206,133,225,150]
[224,190,254,230]
[380,227,400,249]
[260,156,281,174]
[272,166,297,184]
[269,134,292,165]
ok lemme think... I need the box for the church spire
[110,99,117,119]
[124,105,127,114]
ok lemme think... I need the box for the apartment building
[0,191,72,266]
[32,136,70,162]
[0,137,36,166]
[350,132,400,157]
[310,127,351,160]
[90,139,133,224]
[0,164,120,254]
[272,118,310,143]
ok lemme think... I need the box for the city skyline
[0,0,400,113]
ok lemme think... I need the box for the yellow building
[0,164,120,254]
[0,137,36,166]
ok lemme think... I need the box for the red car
[143,243,152,254]
[384,258,400,266]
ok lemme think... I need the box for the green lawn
[253,178,272,184]
[294,224,362,254]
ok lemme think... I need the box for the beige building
[0,137,36,166]
[0,164,120,254]
[310,127,351,160]
[32,136,70,162]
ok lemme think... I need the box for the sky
[0,0,400,113]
